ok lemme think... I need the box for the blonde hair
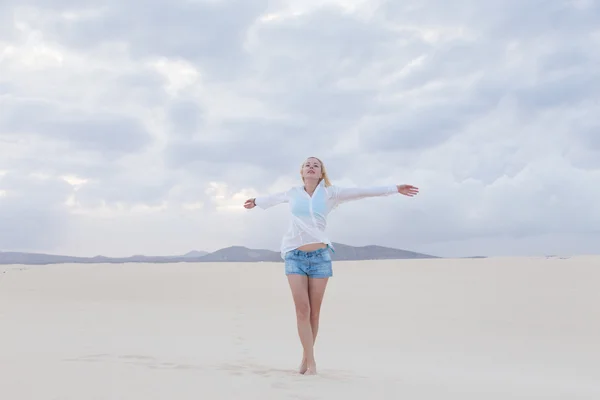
[300,156,332,187]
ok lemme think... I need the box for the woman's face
[301,157,322,181]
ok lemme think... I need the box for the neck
[304,179,319,194]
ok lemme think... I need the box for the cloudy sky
[1,0,599,258]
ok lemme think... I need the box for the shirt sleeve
[254,190,289,209]
[331,185,398,204]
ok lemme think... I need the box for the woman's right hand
[244,198,256,209]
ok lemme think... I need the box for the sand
[1,256,599,399]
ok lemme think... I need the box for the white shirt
[255,180,398,258]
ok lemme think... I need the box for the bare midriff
[296,242,327,252]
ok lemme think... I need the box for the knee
[310,310,320,323]
[295,303,311,321]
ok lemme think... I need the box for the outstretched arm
[244,190,289,210]
[332,184,418,204]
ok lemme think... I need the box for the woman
[243,157,419,375]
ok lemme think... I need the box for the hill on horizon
[0,243,439,265]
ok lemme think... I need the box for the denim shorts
[284,246,333,278]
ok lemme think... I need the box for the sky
[1,0,599,258]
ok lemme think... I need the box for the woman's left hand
[396,184,419,197]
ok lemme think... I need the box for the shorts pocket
[319,250,332,262]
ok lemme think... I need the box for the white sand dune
[1,256,599,399]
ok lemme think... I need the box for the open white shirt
[255,180,398,258]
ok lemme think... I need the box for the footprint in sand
[64,353,112,363]
[232,298,255,363]
[118,355,201,370]
[64,353,201,371]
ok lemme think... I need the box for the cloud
[0,98,153,157]
[0,0,598,257]
[166,99,204,137]
[23,0,270,79]
[0,171,72,251]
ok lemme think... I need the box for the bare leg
[287,274,314,374]
[309,277,329,343]
[299,277,329,375]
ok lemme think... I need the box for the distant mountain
[198,246,282,262]
[0,251,90,265]
[329,242,437,260]
[0,244,437,265]
[181,250,209,258]
[0,251,210,265]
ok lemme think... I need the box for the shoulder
[323,184,340,197]
[285,186,303,196]
[280,186,299,193]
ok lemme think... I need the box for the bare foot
[304,361,317,375]
[299,357,307,374]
